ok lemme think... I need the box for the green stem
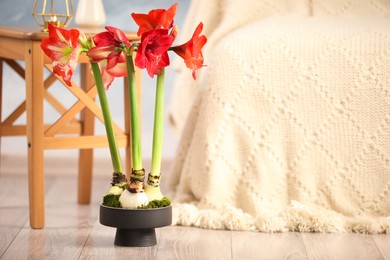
[125,55,142,170]
[151,68,165,176]
[90,63,122,173]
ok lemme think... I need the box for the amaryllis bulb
[119,189,149,209]
[144,185,163,202]
[107,186,124,196]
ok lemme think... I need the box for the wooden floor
[1,155,390,260]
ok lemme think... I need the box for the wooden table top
[0,26,138,41]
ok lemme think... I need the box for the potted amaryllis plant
[40,3,207,246]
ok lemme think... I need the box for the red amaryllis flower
[88,26,131,70]
[41,24,81,86]
[131,3,178,36]
[171,22,207,80]
[135,29,175,77]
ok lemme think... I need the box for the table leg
[78,64,94,204]
[25,42,45,228]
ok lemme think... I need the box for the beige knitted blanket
[167,0,390,233]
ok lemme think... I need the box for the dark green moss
[102,194,121,208]
[138,197,172,209]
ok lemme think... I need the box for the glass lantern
[32,0,74,32]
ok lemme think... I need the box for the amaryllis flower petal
[107,61,127,77]
[107,52,126,70]
[92,31,114,47]
[87,45,117,63]
[105,26,131,44]
[99,60,127,90]
[93,26,131,47]
[131,3,178,36]
[171,22,207,80]
[100,61,115,90]
[135,29,174,77]
[41,24,81,86]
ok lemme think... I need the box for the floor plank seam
[230,231,233,260]
[371,236,386,260]
[0,218,28,259]
[300,233,310,260]
[77,225,94,260]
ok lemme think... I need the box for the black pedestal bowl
[99,204,172,247]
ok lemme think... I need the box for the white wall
[0,0,191,161]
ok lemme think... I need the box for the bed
[167,0,390,233]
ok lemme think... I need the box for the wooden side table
[0,26,140,229]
